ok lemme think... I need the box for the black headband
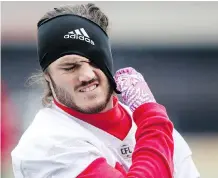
[37,14,120,93]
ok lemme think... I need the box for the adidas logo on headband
[64,28,95,45]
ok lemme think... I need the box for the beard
[49,74,113,114]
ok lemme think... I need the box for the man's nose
[78,63,96,82]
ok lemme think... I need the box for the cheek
[100,77,110,91]
[96,70,107,83]
[55,76,77,92]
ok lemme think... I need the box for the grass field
[184,134,218,178]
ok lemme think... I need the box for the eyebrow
[58,60,90,67]
[58,62,78,67]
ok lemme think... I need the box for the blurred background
[1,1,218,178]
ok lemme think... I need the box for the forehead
[55,54,90,64]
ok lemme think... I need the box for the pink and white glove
[114,67,156,112]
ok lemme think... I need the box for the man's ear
[44,73,51,83]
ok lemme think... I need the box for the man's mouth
[79,84,98,92]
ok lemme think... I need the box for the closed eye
[62,65,77,71]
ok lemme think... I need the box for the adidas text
[64,34,95,45]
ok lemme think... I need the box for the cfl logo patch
[120,144,133,160]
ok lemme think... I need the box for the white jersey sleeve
[175,156,200,178]
[11,108,104,178]
[12,138,102,178]
[173,129,200,178]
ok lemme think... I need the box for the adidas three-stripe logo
[64,28,95,45]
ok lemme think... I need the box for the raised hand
[114,67,156,112]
